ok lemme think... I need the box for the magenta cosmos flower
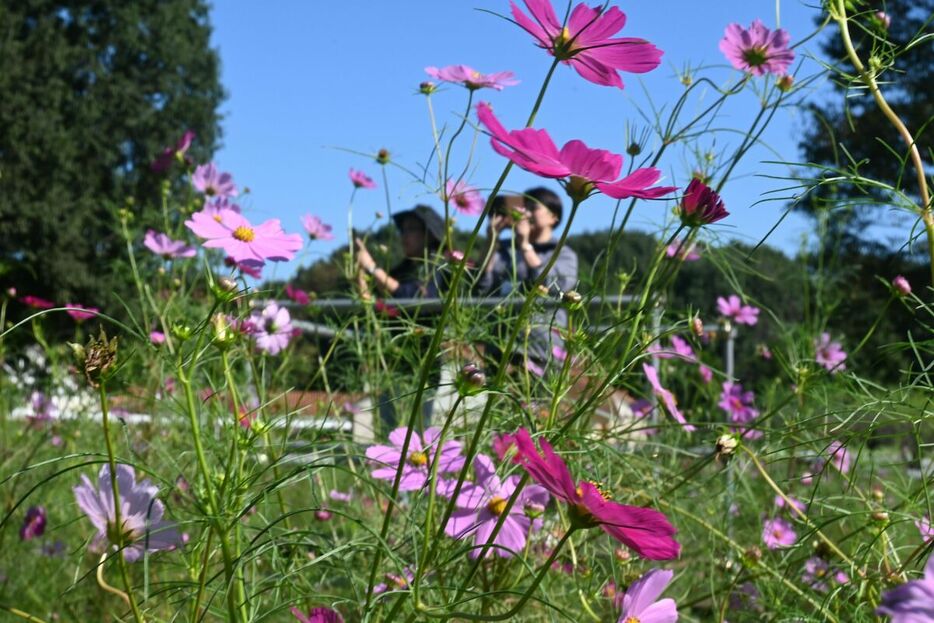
[20,506,47,541]
[719,20,795,77]
[186,208,303,266]
[301,214,335,241]
[477,102,675,201]
[65,303,99,322]
[718,382,760,438]
[444,454,549,558]
[512,428,680,560]
[762,516,796,549]
[617,568,678,623]
[678,179,728,226]
[349,168,377,189]
[365,427,465,492]
[814,333,847,373]
[425,65,518,91]
[443,179,485,216]
[717,294,759,326]
[642,363,696,432]
[248,301,294,356]
[151,129,195,173]
[877,556,934,622]
[144,229,196,260]
[511,0,662,89]
[291,607,343,623]
[285,284,310,306]
[191,162,237,198]
[20,295,54,310]
[73,464,181,562]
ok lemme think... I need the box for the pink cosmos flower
[803,557,848,593]
[425,65,518,91]
[717,295,759,326]
[151,129,195,173]
[679,178,728,226]
[512,428,680,560]
[665,239,701,261]
[917,515,933,541]
[510,0,662,89]
[774,494,806,515]
[290,607,343,623]
[877,555,934,622]
[144,229,197,260]
[492,433,517,461]
[329,490,352,503]
[285,284,310,306]
[301,214,335,241]
[762,516,796,549]
[698,365,713,384]
[476,102,675,201]
[248,301,294,356]
[65,303,99,322]
[20,506,47,541]
[719,20,795,77]
[875,11,892,29]
[191,162,237,198]
[20,295,55,310]
[642,363,696,432]
[616,568,678,623]
[892,275,911,296]
[73,464,181,562]
[225,256,263,279]
[349,168,377,189]
[365,427,465,492]
[28,391,58,426]
[203,196,242,215]
[443,179,485,216]
[822,440,852,474]
[373,568,415,595]
[526,359,545,377]
[814,333,847,373]
[186,208,303,266]
[718,381,760,439]
[149,331,166,345]
[648,336,695,361]
[444,454,549,558]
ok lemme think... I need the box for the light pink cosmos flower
[718,381,760,439]
[301,214,335,241]
[917,516,933,541]
[443,179,485,216]
[616,568,678,623]
[329,490,352,503]
[73,464,181,562]
[814,333,847,373]
[698,365,713,384]
[476,102,675,201]
[249,301,294,356]
[349,168,377,189]
[149,331,166,345]
[512,428,680,559]
[65,303,99,322]
[823,440,852,474]
[144,229,197,260]
[665,238,700,261]
[365,427,465,492]
[648,336,695,361]
[425,65,518,91]
[762,516,797,549]
[642,363,696,432]
[510,0,662,89]
[225,256,263,279]
[717,294,759,326]
[27,391,57,426]
[191,162,237,198]
[774,494,806,515]
[444,454,549,558]
[186,208,303,266]
[719,20,795,77]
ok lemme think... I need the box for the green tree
[0,0,224,310]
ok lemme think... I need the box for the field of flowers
[1,1,932,622]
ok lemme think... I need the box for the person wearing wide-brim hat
[355,204,447,299]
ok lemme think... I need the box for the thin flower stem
[189,529,214,622]
[416,529,577,620]
[741,445,854,567]
[832,0,934,282]
[440,91,475,247]
[0,605,49,623]
[98,384,145,623]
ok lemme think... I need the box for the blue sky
[209,1,828,279]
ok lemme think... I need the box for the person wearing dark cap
[478,186,578,369]
[355,204,447,299]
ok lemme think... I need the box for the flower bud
[457,362,486,396]
[871,510,889,523]
[524,502,545,519]
[892,275,911,296]
[315,509,332,521]
[376,148,390,165]
[212,313,236,348]
[5,287,15,298]
[777,75,794,92]
[614,547,631,563]
[691,316,704,337]
[626,142,642,156]
[871,484,885,502]
[535,284,549,297]
[875,11,891,29]
[172,323,193,342]
[419,81,436,95]
[71,328,119,388]
[716,433,739,457]
[561,289,583,310]
[743,546,762,565]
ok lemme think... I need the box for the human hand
[488,214,508,236]
[354,238,376,272]
[513,213,531,243]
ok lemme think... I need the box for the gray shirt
[477,239,579,364]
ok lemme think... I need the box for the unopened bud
[561,290,583,310]
[892,275,911,296]
[172,323,193,342]
[743,546,762,565]
[691,316,704,337]
[535,284,549,297]
[614,547,631,563]
[871,510,889,523]
[72,328,119,388]
[777,75,794,92]
[212,314,236,348]
[314,509,332,521]
[457,362,486,395]
[419,81,436,95]
[626,142,642,156]
[716,433,739,456]
[117,208,134,223]
[5,287,15,298]
[524,502,545,519]
[376,148,390,165]
[871,484,885,502]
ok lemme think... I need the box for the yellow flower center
[487,496,507,516]
[232,226,255,242]
[408,451,428,466]
[471,70,482,79]
[623,617,641,623]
